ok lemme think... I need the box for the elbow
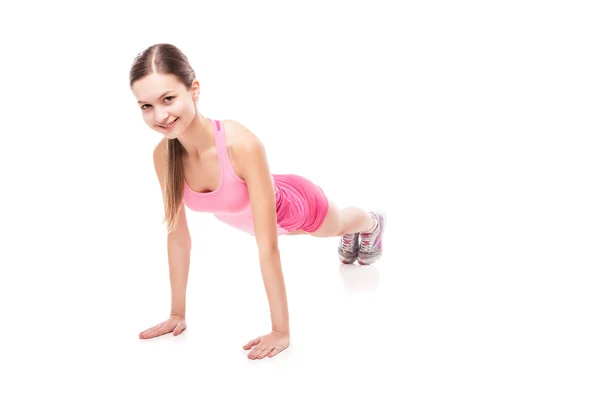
[258,243,280,261]
[168,233,192,249]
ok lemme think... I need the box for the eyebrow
[137,91,174,104]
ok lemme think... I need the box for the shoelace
[341,234,356,253]
[359,232,373,253]
[359,215,379,253]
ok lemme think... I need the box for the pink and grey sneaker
[338,233,359,264]
[357,211,387,265]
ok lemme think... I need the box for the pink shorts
[272,174,329,233]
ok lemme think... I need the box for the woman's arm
[166,206,192,318]
[154,140,192,319]
[140,141,191,340]
[232,122,290,335]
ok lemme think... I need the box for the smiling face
[131,73,199,138]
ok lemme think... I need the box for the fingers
[255,346,276,360]
[173,322,186,336]
[248,345,272,360]
[267,347,284,358]
[139,318,187,339]
[139,323,173,339]
[248,344,275,360]
[244,334,289,359]
[140,323,161,336]
[139,323,163,339]
[243,337,261,350]
[141,327,166,339]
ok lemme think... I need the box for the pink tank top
[182,119,289,235]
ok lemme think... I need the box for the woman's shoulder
[153,137,168,163]
[222,119,268,178]
[222,119,265,155]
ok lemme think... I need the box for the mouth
[158,118,179,130]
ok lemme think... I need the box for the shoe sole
[357,255,381,265]
[339,253,358,264]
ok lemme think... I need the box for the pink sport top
[182,119,329,236]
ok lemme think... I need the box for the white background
[1,0,599,398]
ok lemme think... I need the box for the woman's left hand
[243,331,290,360]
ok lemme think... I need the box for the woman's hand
[243,331,290,359]
[139,315,186,339]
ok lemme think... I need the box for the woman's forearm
[258,249,290,333]
[167,236,191,318]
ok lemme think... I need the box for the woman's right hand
[139,315,186,339]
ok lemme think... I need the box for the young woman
[130,43,386,360]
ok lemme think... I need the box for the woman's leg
[309,199,387,265]
[309,200,376,238]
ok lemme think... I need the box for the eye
[140,96,175,110]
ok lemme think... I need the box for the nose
[155,109,170,125]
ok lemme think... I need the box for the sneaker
[357,211,386,265]
[338,233,359,264]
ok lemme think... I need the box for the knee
[333,216,348,237]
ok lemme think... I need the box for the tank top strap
[209,118,225,151]
[209,118,235,179]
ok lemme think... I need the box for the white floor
[4,209,599,398]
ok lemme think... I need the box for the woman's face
[131,73,199,138]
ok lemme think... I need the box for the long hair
[129,43,196,234]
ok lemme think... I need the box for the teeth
[161,118,176,128]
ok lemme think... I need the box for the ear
[192,79,200,101]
